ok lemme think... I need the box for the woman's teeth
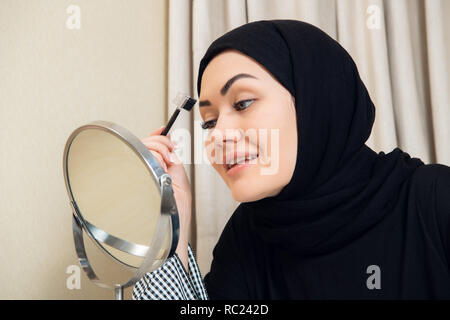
[227,154,258,170]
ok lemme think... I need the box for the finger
[149,150,168,171]
[144,140,173,162]
[169,150,182,165]
[142,135,175,151]
[143,141,173,164]
[149,126,165,136]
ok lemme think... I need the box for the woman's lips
[224,154,259,176]
[223,152,258,169]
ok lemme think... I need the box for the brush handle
[161,108,181,136]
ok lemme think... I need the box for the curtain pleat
[424,0,450,164]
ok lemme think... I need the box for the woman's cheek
[204,140,216,165]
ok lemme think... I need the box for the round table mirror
[62,120,179,299]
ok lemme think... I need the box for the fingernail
[169,152,176,163]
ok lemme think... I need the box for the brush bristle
[182,97,196,111]
[172,93,196,111]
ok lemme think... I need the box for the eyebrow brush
[161,93,197,136]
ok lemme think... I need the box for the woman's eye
[233,99,255,111]
[200,99,255,130]
[200,119,217,130]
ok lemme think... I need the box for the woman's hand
[141,126,191,270]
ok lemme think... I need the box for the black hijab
[196,19,424,258]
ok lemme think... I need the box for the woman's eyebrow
[199,73,258,107]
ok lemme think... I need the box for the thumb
[149,126,165,136]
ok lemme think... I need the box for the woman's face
[199,49,298,202]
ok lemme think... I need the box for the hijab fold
[197,20,424,257]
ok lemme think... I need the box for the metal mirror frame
[62,120,180,298]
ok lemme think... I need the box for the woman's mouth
[224,153,259,175]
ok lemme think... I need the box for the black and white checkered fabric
[132,243,209,300]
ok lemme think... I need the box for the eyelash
[200,99,255,130]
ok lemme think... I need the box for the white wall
[0,0,168,299]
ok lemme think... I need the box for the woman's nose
[212,127,244,149]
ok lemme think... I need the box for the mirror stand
[115,284,123,300]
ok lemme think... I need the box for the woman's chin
[231,189,266,203]
[229,181,284,203]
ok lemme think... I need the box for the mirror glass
[66,126,167,269]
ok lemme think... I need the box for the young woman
[133,20,450,299]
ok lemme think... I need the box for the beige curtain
[168,0,450,274]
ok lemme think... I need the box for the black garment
[205,163,450,299]
[197,20,450,299]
